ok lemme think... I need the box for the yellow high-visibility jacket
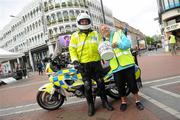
[169,35,176,44]
[69,30,102,63]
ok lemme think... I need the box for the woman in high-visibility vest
[99,24,144,111]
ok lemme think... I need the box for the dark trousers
[113,66,139,97]
[80,61,107,104]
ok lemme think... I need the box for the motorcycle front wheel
[36,91,64,110]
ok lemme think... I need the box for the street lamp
[39,0,53,56]
[10,15,16,18]
[10,15,22,20]
[100,0,106,24]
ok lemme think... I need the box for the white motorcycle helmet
[76,13,92,30]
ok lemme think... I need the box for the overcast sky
[0,0,160,36]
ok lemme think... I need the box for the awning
[0,48,24,63]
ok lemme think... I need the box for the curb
[0,80,7,86]
[0,77,17,86]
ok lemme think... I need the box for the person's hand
[73,60,81,70]
[112,43,117,48]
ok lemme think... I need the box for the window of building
[72,24,77,31]
[32,23,35,30]
[53,27,58,35]
[39,20,41,26]
[167,19,176,25]
[169,0,175,8]
[75,10,80,16]
[51,13,56,21]
[35,21,38,28]
[176,16,180,22]
[163,0,169,10]
[174,0,180,6]
[30,25,32,31]
[33,9,36,17]
[63,11,69,21]
[57,12,63,22]
[65,25,71,33]
[59,26,65,33]
[162,0,180,10]
[38,34,40,40]
[30,11,33,18]
[41,33,43,38]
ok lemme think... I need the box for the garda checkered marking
[50,68,82,88]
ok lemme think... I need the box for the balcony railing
[70,16,76,21]
[49,4,54,10]
[64,17,69,22]
[58,19,63,23]
[74,2,79,7]
[51,19,56,24]
[55,3,60,8]
[68,2,73,7]
[62,2,67,8]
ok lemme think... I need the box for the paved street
[0,48,180,120]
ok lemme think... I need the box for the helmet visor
[78,19,91,25]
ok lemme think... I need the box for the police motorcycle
[36,50,124,110]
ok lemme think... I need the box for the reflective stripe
[69,44,77,48]
[76,40,98,47]
[77,42,85,47]
[115,51,131,57]
[74,31,99,44]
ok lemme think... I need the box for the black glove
[73,60,81,70]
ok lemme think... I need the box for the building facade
[0,0,114,73]
[113,17,146,49]
[157,0,180,48]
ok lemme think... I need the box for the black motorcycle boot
[102,100,114,111]
[88,103,95,116]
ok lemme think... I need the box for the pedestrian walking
[169,32,177,55]
[69,13,113,116]
[16,64,23,80]
[131,45,139,65]
[37,60,43,75]
[99,24,144,112]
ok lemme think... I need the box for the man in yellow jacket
[69,13,113,116]
[99,24,144,112]
[169,32,177,55]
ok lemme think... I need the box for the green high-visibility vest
[109,31,135,71]
[169,35,176,44]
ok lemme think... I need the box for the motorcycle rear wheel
[36,91,64,110]
[107,85,130,99]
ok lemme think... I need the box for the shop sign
[165,23,180,32]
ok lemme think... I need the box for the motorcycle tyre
[106,86,130,99]
[36,91,64,110]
